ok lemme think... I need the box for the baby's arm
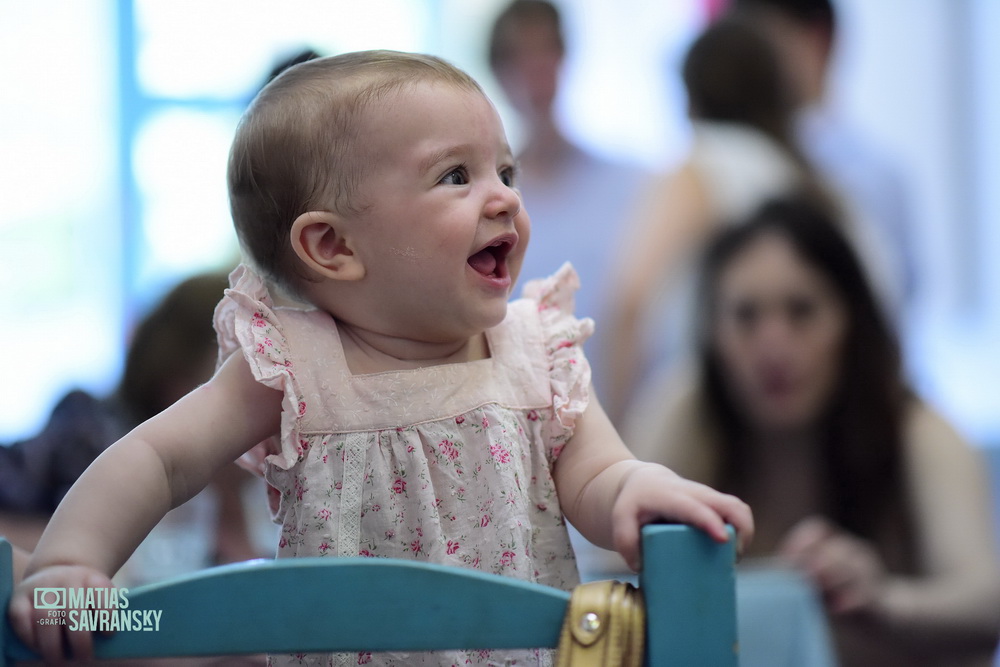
[8,353,282,662]
[554,389,753,571]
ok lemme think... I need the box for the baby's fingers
[66,618,97,663]
[10,566,111,663]
[37,623,69,665]
[9,592,77,665]
[612,487,736,569]
[641,481,751,548]
[8,591,41,656]
[710,492,754,556]
[672,491,737,545]
[610,513,643,572]
[15,599,72,665]
[10,593,53,663]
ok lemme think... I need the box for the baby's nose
[486,180,521,220]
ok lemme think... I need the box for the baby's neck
[337,323,490,375]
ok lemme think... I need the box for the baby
[10,50,752,666]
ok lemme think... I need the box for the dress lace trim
[213,265,308,472]
[337,431,369,556]
[522,263,595,437]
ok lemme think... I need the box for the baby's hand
[610,462,753,571]
[9,564,116,663]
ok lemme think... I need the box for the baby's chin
[480,300,510,330]
[430,302,510,345]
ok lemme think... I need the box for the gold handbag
[555,580,645,667]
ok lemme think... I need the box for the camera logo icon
[33,588,66,610]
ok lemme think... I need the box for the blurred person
[487,0,649,402]
[604,12,822,420]
[627,196,1000,666]
[602,11,892,423]
[732,0,917,315]
[0,272,261,566]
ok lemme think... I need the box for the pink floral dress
[214,263,592,667]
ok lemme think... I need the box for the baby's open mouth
[468,238,514,278]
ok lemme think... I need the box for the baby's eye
[440,166,469,186]
[499,166,516,188]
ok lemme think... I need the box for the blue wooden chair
[0,524,737,665]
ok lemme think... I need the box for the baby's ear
[290,210,365,281]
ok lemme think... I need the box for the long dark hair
[696,196,917,568]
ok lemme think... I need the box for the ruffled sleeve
[213,265,307,473]
[521,263,595,443]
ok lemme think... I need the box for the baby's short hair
[228,50,484,298]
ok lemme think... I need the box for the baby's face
[342,80,530,344]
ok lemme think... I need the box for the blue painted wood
[641,524,739,665]
[1,557,569,661]
[0,524,738,665]
[0,539,11,667]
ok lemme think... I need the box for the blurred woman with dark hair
[604,12,896,421]
[628,196,1000,666]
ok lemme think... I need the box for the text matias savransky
[35,587,162,632]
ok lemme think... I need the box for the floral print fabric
[214,263,593,666]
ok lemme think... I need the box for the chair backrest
[0,524,737,665]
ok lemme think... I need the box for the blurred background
[1,0,998,457]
